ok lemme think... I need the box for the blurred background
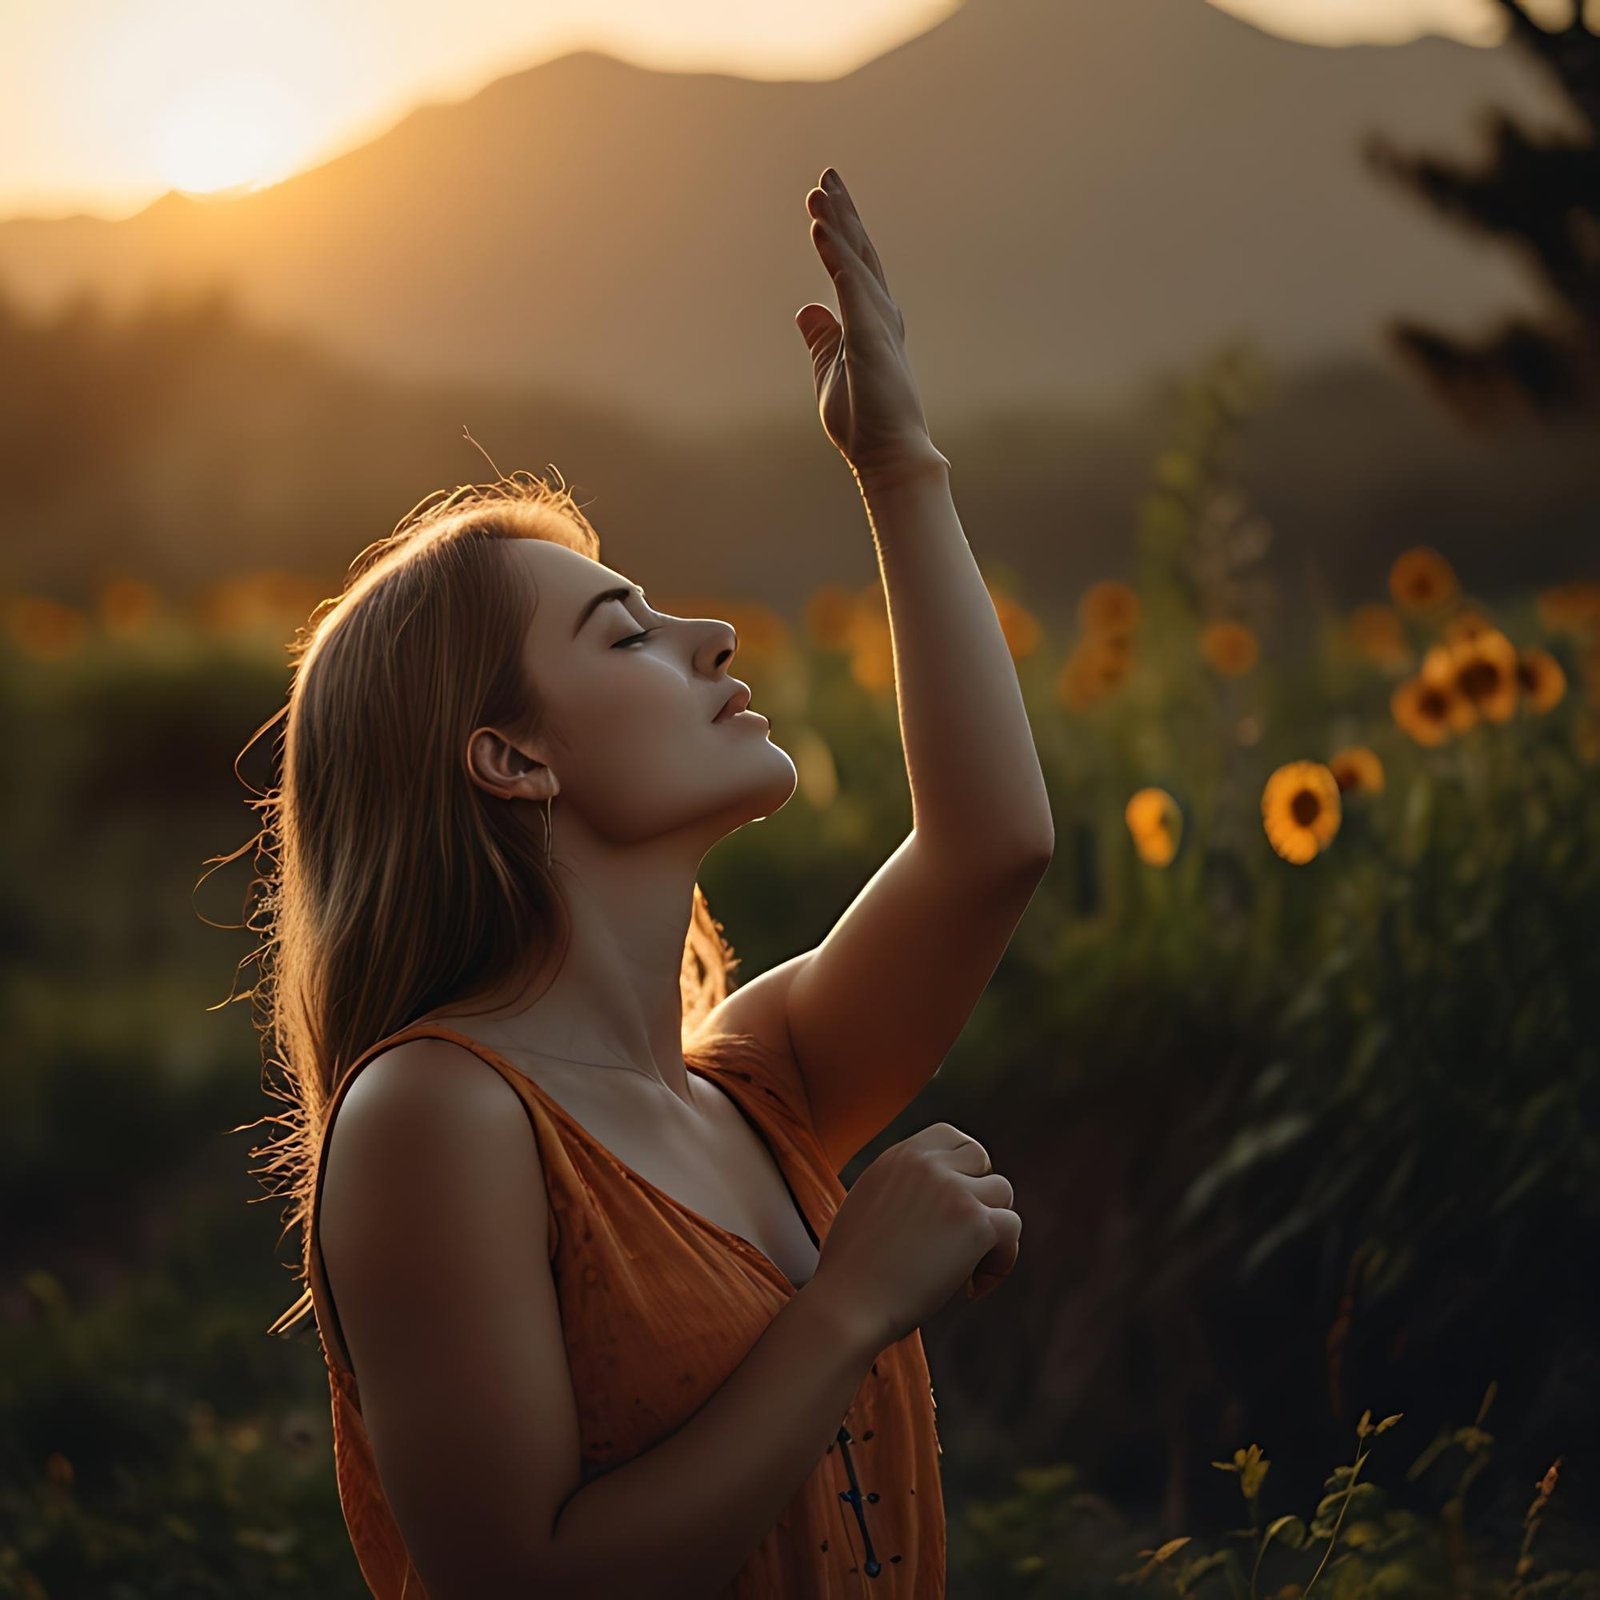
[2,0,1598,1593]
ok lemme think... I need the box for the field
[2,350,1597,1597]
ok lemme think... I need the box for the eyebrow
[573,583,646,638]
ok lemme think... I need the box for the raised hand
[795,167,948,490]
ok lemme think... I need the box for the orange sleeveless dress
[306,1020,947,1597]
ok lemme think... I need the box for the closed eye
[613,628,659,648]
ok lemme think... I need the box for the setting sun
[152,71,315,196]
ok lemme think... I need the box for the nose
[689,615,739,689]
[704,615,738,668]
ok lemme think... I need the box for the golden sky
[1,0,1521,223]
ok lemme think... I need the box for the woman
[252,168,1051,1596]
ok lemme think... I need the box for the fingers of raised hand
[814,172,889,286]
[808,174,904,338]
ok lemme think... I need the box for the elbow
[1011,832,1055,877]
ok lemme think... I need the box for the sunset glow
[1,0,1518,221]
[151,72,316,197]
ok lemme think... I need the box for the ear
[466,728,557,802]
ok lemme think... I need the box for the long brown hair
[213,469,759,1343]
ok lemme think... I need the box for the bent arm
[539,1282,878,1597]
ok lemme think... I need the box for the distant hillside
[2,284,1595,623]
[0,0,1576,430]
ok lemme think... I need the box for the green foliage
[2,340,1596,1589]
[0,1262,362,1595]
[954,1392,1596,1598]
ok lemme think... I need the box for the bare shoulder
[690,953,816,1123]
[331,1031,528,1140]
[319,1033,581,1591]
[319,1031,552,1342]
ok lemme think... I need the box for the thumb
[794,302,840,361]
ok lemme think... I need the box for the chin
[731,748,799,822]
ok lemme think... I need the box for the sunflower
[1422,627,1519,723]
[1057,638,1130,709]
[1388,546,1458,615]
[1085,635,1133,686]
[1078,579,1141,637]
[1329,745,1385,794]
[846,598,894,692]
[987,587,1042,660]
[1262,761,1341,864]
[1056,651,1103,710]
[96,576,163,640]
[1125,787,1181,867]
[657,597,789,662]
[1391,671,1474,745]
[1514,647,1566,714]
[1097,626,1135,657]
[4,595,90,661]
[804,582,856,648]
[1535,580,1600,638]
[736,601,792,661]
[1346,603,1409,666]
[1200,619,1259,676]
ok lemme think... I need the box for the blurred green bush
[2,345,1596,1594]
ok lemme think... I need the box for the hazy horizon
[2,0,1518,223]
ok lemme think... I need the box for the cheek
[567,668,698,784]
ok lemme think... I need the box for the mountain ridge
[0,0,1573,427]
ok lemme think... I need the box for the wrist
[852,443,951,501]
[796,1273,887,1363]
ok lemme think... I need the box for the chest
[524,1060,821,1289]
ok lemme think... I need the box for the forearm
[856,453,1055,862]
[540,1282,880,1598]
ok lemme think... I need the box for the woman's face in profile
[510,538,797,846]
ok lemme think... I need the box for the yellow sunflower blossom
[1078,579,1140,637]
[1084,635,1133,687]
[1200,619,1259,676]
[731,600,793,661]
[804,582,856,648]
[1514,648,1566,714]
[843,585,893,690]
[1056,651,1103,710]
[1388,546,1458,616]
[848,630,894,693]
[1346,603,1409,667]
[1536,580,1600,638]
[4,594,90,661]
[197,570,325,636]
[1125,787,1181,867]
[96,576,163,640]
[1096,627,1136,661]
[1262,761,1341,864]
[1392,669,1474,746]
[659,596,790,662]
[1329,745,1385,794]
[1057,638,1131,710]
[1423,627,1519,724]
[987,586,1041,660]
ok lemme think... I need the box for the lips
[713,682,752,722]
